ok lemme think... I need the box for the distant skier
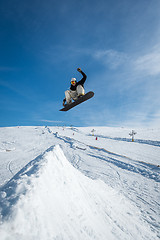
[63,68,87,106]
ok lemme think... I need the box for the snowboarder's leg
[69,90,78,101]
[76,85,85,97]
[65,90,72,104]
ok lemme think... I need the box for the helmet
[71,78,76,85]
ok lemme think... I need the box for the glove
[63,99,66,106]
[77,68,82,72]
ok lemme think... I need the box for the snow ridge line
[1,144,145,240]
[0,145,56,221]
[88,134,160,148]
[50,133,160,182]
[52,132,159,167]
[87,145,160,167]
[86,146,160,183]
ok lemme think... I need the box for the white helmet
[71,78,76,84]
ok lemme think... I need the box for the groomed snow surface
[0,126,160,240]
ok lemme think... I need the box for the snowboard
[60,91,94,111]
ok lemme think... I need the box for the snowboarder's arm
[77,68,87,85]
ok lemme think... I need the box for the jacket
[63,71,87,103]
[70,71,87,91]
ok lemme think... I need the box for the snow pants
[65,85,85,104]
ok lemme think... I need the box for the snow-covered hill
[0,126,160,239]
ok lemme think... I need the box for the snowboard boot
[78,93,85,98]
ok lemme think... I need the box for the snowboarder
[63,68,87,106]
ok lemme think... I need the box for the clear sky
[0,0,160,127]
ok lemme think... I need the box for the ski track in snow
[49,130,160,237]
[0,126,160,239]
[91,134,160,148]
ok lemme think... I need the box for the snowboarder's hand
[77,68,82,72]
[63,99,66,106]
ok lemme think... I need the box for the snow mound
[0,145,154,240]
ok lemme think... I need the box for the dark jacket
[63,71,87,103]
[70,71,87,91]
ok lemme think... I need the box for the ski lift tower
[91,129,96,136]
[129,130,137,142]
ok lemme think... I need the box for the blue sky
[0,0,160,127]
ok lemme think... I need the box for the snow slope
[0,126,160,239]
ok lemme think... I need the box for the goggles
[71,80,76,85]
